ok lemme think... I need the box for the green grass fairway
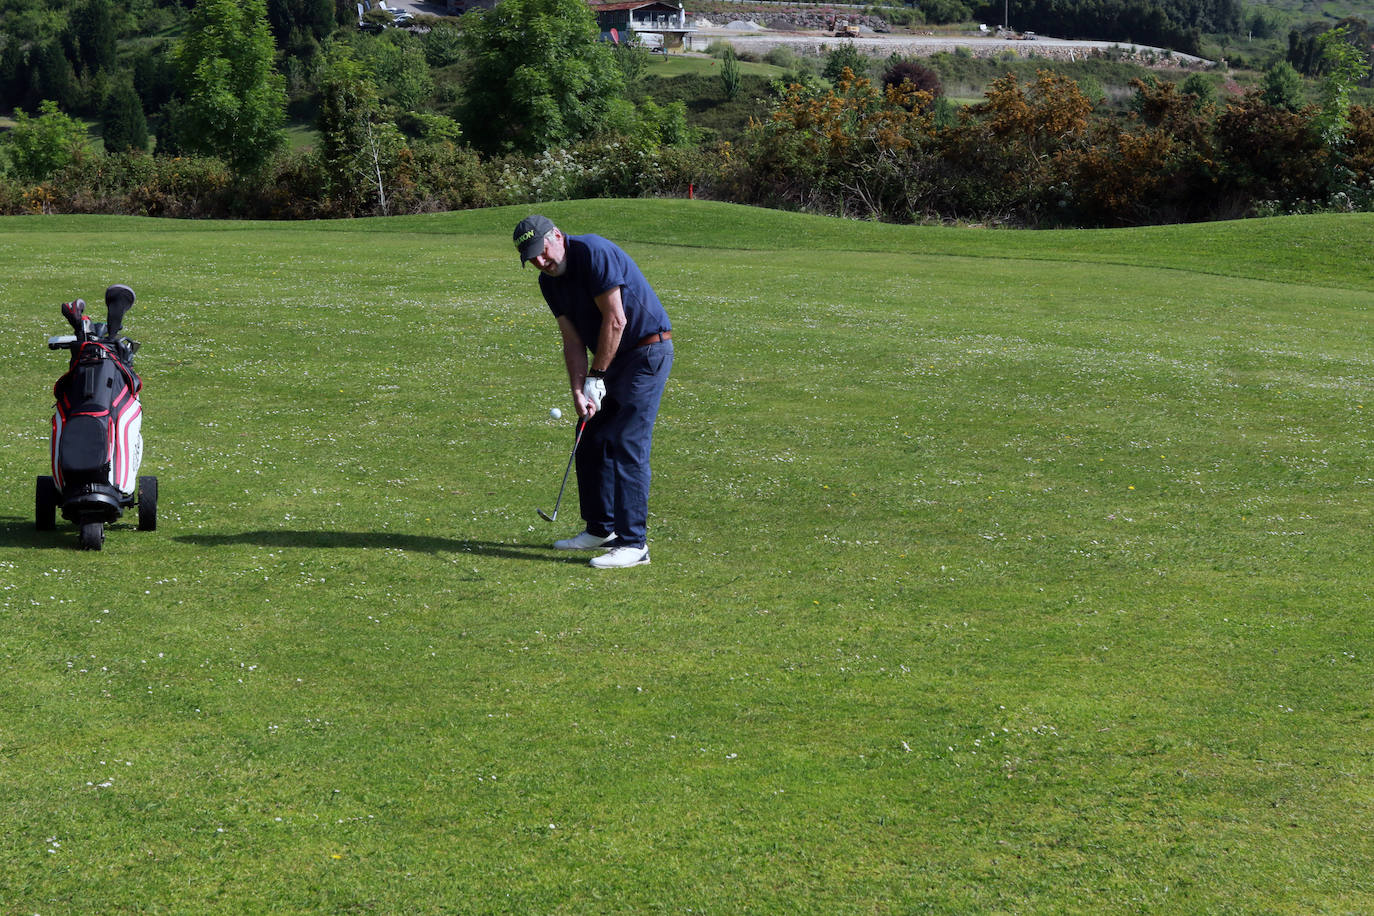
[2,201,1372,913]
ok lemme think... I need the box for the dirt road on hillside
[687,25,1214,69]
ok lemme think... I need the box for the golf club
[105,284,135,336]
[62,298,86,339]
[537,416,587,523]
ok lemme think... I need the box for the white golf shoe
[554,531,618,550]
[590,545,650,569]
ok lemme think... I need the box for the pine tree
[71,0,118,75]
[101,80,150,153]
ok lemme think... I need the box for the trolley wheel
[137,475,158,531]
[36,476,58,531]
[79,520,105,551]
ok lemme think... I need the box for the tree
[69,0,117,75]
[169,0,287,174]
[1315,24,1372,145]
[131,42,178,116]
[1260,60,1303,112]
[611,37,650,87]
[1179,72,1216,111]
[266,0,335,48]
[353,30,434,111]
[1288,24,1326,76]
[823,43,867,83]
[31,39,80,110]
[457,0,626,154]
[1314,23,1373,198]
[316,41,406,214]
[422,21,464,67]
[1247,7,1283,41]
[720,47,742,101]
[2,100,90,182]
[923,0,972,24]
[882,59,942,110]
[101,78,150,152]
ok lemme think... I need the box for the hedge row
[4,74,1372,226]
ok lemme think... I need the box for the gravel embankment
[688,23,1214,69]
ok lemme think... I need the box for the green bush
[422,21,464,67]
[822,43,869,82]
[1261,60,1305,112]
[1076,75,1106,107]
[635,74,774,143]
[883,60,943,99]
[0,176,30,214]
[882,7,925,26]
[1180,72,1217,109]
[2,101,90,182]
[1215,94,1328,205]
[45,151,235,217]
[764,46,803,70]
[922,0,973,25]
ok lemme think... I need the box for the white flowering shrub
[495,141,671,204]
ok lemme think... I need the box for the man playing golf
[514,215,673,569]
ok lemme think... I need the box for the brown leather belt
[636,330,672,348]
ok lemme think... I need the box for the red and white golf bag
[36,284,156,550]
[51,337,144,498]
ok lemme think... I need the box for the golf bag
[36,284,157,550]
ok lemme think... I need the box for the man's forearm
[592,288,627,371]
[564,341,589,390]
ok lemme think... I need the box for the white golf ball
[550,407,562,420]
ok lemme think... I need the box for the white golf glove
[582,375,606,411]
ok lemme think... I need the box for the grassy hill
[2,201,1371,912]
[1248,0,1369,22]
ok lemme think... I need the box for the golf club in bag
[36,284,157,550]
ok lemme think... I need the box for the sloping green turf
[1,201,1371,913]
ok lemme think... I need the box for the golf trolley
[35,284,157,550]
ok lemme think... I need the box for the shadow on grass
[0,518,582,564]
[0,516,151,550]
[0,517,67,549]
[172,529,580,563]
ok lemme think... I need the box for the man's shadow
[0,517,579,563]
[174,530,580,562]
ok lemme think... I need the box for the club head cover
[105,284,135,334]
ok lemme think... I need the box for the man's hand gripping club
[580,374,605,417]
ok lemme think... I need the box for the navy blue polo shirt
[539,234,670,363]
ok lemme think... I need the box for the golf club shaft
[541,417,587,521]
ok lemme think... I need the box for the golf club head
[537,508,556,523]
[105,284,135,335]
[62,298,86,335]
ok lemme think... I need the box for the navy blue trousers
[577,339,673,548]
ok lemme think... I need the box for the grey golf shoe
[590,545,650,568]
[554,531,618,550]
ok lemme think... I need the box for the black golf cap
[514,214,556,265]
